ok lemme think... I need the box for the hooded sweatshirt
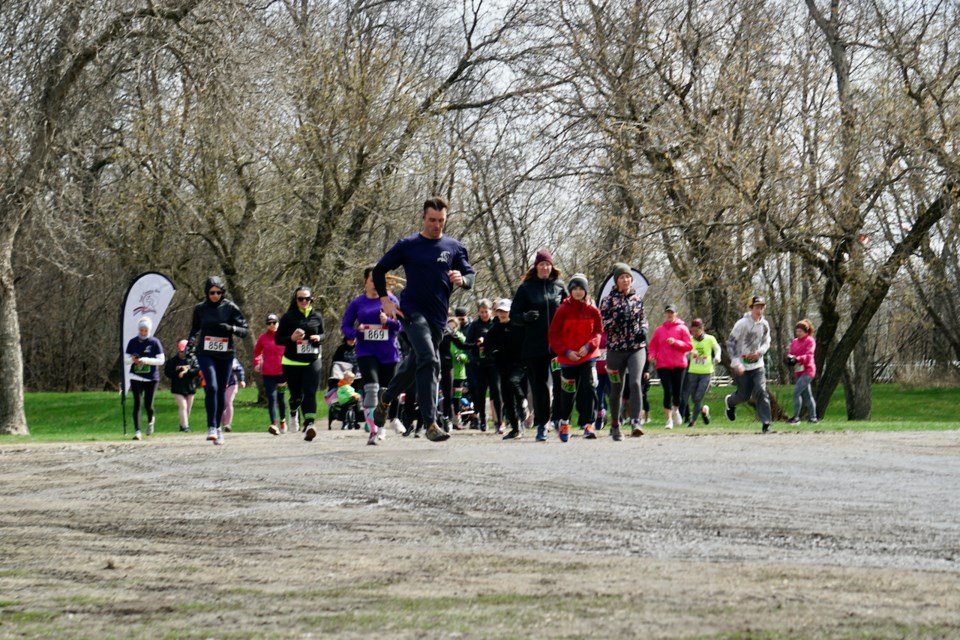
[188,276,250,360]
[253,330,286,376]
[125,318,165,383]
[788,334,817,378]
[548,296,603,366]
[726,312,771,372]
[648,318,693,370]
[276,291,325,366]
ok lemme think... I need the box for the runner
[371,196,476,443]
[164,339,200,433]
[254,313,288,435]
[786,319,819,424]
[276,286,325,442]
[510,249,568,442]
[187,276,249,446]
[440,317,470,431]
[599,262,648,440]
[125,317,165,441]
[679,318,722,428]
[341,266,404,444]
[464,299,503,433]
[487,299,527,439]
[724,295,773,433]
[547,274,603,442]
[648,304,693,430]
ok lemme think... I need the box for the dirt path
[1,428,959,638]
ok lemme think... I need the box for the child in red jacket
[547,273,603,442]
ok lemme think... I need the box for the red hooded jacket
[548,297,603,366]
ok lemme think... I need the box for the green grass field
[5,383,958,442]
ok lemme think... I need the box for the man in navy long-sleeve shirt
[372,197,476,442]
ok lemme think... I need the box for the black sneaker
[761,423,771,434]
[701,405,711,425]
[724,395,736,421]
[502,428,521,440]
[304,422,317,441]
[179,426,190,433]
[610,425,623,441]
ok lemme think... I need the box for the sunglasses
[297,296,312,302]
[208,290,224,296]
[266,320,278,325]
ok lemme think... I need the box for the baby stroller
[327,361,362,430]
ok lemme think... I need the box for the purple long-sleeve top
[341,293,402,363]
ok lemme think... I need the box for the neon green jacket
[687,333,722,375]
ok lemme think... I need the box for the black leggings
[130,380,157,430]
[198,355,233,429]
[262,375,287,424]
[283,359,323,423]
[657,367,686,409]
[473,364,502,425]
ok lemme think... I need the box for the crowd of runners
[124,196,820,445]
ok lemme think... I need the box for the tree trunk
[0,237,28,435]
[843,332,873,420]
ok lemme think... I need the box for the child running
[786,319,819,424]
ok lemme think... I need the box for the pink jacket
[648,319,693,370]
[788,335,817,378]
[253,331,285,377]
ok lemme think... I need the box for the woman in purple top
[341,266,404,442]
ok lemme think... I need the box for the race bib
[296,340,320,355]
[693,353,708,366]
[133,364,150,374]
[203,336,229,352]
[363,326,388,341]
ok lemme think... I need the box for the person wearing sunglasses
[254,313,289,435]
[187,276,250,446]
[276,286,325,442]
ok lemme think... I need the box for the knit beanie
[568,273,589,295]
[534,249,554,267]
[137,317,153,335]
[612,262,631,281]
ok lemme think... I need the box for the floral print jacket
[599,289,647,352]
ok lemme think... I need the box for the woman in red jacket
[547,273,603,442]
[254,313,288,435]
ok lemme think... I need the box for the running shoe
[701,405,711,425]
[630,419,644,437]
[222,424,232,433]
[146,420,154,436]
[535,425,547,442]
[425,422,450,442]
[724,395,736,421]
[664,420,674,430]
[206,427,218,441]
[291,413,300,432]
[214,428,224,446]
[388,418,406,435]
[610,424,623,441]
[672,409,683,428]
[786,416,800,425]
[762,423,771,434]
[367,430,378,445]
[179,426,190,433]
[279,419,288,434]
[583,424,597,439]
[304,422,317,442]
[502,427,521,440]
[268,423,280,436]
[558,421,570,443]
[132,430,142,441]
[495,424,505,435]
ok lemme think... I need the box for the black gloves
[522,310,540,322]
[219,323,234,334]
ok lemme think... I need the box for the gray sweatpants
[606,348,646,425]
[680,372,711,424]
[728,368,771,425]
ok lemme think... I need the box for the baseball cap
[749,295,766,307]
[495,299,511,312]
[664,304,677,313]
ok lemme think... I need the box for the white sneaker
[132,430,142,441]
[672,409,683,427]
[664,420,674,430]
[389,418,406,435]
[291,413,300,432]
[377,426,387,441]
[214,428,224,446]
[206,427,217,441]
[146,420,154,436]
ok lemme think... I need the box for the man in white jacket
[724,296,772,433]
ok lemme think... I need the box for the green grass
[3,383,958,442]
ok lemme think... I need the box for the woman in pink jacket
[648,304,693,429]
[786,319,818,424]
[253,313,289,434]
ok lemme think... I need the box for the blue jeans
[792,374,817,420]
[385,313,441,425]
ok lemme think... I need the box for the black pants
[497,363,526,429]
[130,379,157,430]
[657,367,686,408]
[284,359,323,424]
[557,362,597,426]
[524,354,561,427]
[473,364,502,425]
